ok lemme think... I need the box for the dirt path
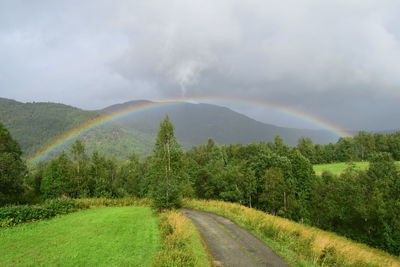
[182,208,290,267]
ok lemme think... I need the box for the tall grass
[152,210,211,267]
[76,197,152,207]
[184,199,400,267]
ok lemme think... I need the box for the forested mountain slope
[0,98,99,157]
[1,97,339,160]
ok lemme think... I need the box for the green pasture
[313,161,400,176]
[0,207,160,266]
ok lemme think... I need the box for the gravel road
[182,208,290,267]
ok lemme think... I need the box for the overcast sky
[1,0,399,131]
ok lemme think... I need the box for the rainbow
[28,97,352,164]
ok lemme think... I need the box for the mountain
[0,97,339,161]
[0,98,99,157]
[99,100,339,147]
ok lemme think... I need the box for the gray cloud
[0,0,399,130]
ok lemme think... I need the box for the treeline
[186,137,400,255]
[1,120,400,255]
[297,131,400,164]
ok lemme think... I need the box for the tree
[354,131,375,160]
[40,151,74,198]
[149,116,186,210]
[335,137,359,162]
[0,122,27,205]
[114,153,141,197]
[297,137,316,163]
[287,149,315,222]
[259,167,288,216]
[70,139,89,197]
[89,151,115,198]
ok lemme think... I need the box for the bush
[0,199,82,227]
[42,199,80,214]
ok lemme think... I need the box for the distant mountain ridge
[1,97,340,160]
[98,100,340,147]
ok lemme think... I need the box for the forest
[1,119,400,255]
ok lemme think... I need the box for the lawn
[0,207,160,266]
[313,161,400,175]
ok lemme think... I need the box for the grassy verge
[184,199,400,267]
[152,209,212,267]
[313,161,400,176]
[0,207,160,266]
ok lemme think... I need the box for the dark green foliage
[297,131,400,164]
[40,151,74,199]
[0,121,27,206]
[0,199,81,227]
[309,153,400,255]
[112,153,141,197]
[258,168,288,216]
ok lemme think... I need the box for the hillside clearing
[0,207,160,266]
[313,161,400,175]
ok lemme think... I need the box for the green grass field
[0,207,160,266]
[313,161,400,175]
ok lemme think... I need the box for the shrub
[0,199,82,227]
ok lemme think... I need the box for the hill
[0,98,99,157]
[0,97,339,160]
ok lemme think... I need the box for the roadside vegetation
[185,199,400,267]
[0,207,160,266]
[153,210,211,267]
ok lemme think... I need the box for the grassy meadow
[0,207,160,266]
[184,199,400,267]
[313,161,400,175]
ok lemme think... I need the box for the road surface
[182,208,290,267]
